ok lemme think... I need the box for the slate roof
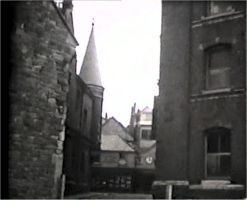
[141,106,153,113]
[101,135,135,152]
[136,140,156,154]
[140,140,156,149]
[102,117,133,141]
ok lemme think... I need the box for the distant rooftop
[102,117,134,141]
[140,140,156,149]
[101,135,135,152]
[141,106,153,113]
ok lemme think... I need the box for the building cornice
[192,11,245,29]
[190,88,245,103]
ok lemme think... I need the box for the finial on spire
[92,18,95,27]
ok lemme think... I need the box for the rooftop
[101,135,135,152]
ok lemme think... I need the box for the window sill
[190,181,244,190]
[192,10,244,24]
[201,88,231,95]
[202,179,231,185]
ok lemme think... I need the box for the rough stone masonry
[7,1,78,198]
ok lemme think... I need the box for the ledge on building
[152,180,189,187]
[191,87,245,99]
[192,10,244,25]
[201,88,232,95]
[190,180,244,190]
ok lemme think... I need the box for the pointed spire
[79,22,102,87]
[92,18,95,27]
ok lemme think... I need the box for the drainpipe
[165,184,173,199]
[60,174,66,199]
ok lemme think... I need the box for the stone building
[63,22,104,196]
[4,1,78,198]
[128,104,156,193]
[99,134,135,169]
[92,120,135,192]
[4,0,103,198]
[129,104,154,142]
[78,23,104,153]
[102,117,134,142]
[154,1,246,199]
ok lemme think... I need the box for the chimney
[62,0,74,34]
[128,103,137,137]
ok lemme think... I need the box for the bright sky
[73,0,161,126]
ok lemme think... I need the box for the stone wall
[63,66,95,195]
[8,2,77,198]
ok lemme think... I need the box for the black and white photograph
[2,0,246,199]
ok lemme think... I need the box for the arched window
[204,127,231,179]
[205,44,232,90]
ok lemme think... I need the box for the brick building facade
[154,1,246,198]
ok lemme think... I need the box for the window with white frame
[205,127,231,178]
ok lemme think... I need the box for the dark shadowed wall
[156,1,246,187]
[155,1,191,180]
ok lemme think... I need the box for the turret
[79,23,104,150]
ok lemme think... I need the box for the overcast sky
[73,0,161,126]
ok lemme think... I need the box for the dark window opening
[205,127,231,178]
[119,153,124,159]
[141,129,151,140]
[83,109,88,123]
[205,44,232,90]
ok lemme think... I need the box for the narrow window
[205,44,231,90]
[141,129,151,140]
[81,109,88,130]
[205,128,231,178]
[83,109,88,124]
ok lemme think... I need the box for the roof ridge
[117,135,135,151]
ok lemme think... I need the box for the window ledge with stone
[191,88,245,99]
[189,182,244,190]
[192,11,245,28]
[201,88,232,95]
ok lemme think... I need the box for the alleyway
[66,192,153,199]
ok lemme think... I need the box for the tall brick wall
[155,1,191,180]
[155,1,246,189]
[189,1,246,184]
[8,2,77,198]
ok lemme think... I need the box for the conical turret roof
[79,23,102,87]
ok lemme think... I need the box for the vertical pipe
[60,174,66,199]
[165,184,173,199]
